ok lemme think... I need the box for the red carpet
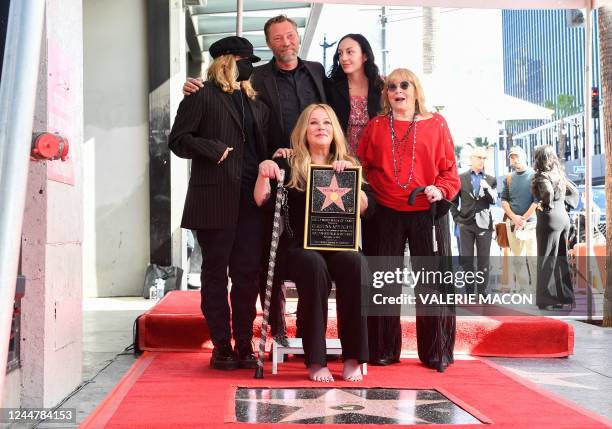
[138,291,574,357]
[80,352,611,428]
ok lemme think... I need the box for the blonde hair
[381,68,428,117]
[287,104,358,191]
[206,54,256,100]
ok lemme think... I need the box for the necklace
[389,111,417,189]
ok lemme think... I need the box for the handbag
[494,174,511,248]
[142,264,184,299]
[495,222,509,248]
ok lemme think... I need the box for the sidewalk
[21,297,612,428]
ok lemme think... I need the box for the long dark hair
[533,145,565,195]
[328,34,384,92]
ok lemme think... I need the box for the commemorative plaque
[304,165,362,251]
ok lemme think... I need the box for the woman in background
[531,145,575,310]
[326,33,384,155]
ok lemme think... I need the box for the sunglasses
[387,81,410,91]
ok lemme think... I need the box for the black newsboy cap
[209,36,261,63]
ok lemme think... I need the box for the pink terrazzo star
[316,175,351,211]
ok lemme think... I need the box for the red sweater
[357,113,460,212]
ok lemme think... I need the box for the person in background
[182,15,327,345]
[501,146,537,294]
[451,146,497,296]
[326,34,384,155]
[254,104,374,382]
[169,37,268,371]
[531,145,575,310]
[357,68,460,371]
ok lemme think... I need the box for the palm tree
[599,5,612,327]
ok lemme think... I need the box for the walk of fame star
[234,388,482,425]
[316,175,352,211]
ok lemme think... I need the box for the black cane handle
[408,186,437,218]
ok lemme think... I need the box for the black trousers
[366,204,455,368]
[536,206,574,307]
[197,194,265,345]
[286,248,369,367]
[458,223,492,295]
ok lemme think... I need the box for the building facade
[502,9,604,183]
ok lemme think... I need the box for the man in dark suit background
[183,15,327,345]
[451,147,498,296]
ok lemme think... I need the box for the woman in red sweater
[357,68,460,372]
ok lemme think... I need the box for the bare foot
[342,359,363,381]
[308,364,334,382]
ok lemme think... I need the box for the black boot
[235,340,258,369]
[210,341,239,370]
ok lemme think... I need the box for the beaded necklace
[389,111,418,189]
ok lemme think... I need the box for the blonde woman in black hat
[169,36,270,371]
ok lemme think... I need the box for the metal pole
[584,6,593,320]
[381,6,387,75]
[236,0,243,36]
[0,0,46,400]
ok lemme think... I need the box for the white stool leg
[362,363,367,375]
[272,341,278,375]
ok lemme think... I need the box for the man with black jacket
[451,147,498,295]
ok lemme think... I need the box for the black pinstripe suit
[169,81,270,346]
[169,81,269,230]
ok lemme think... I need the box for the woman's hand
[424,185,443,203]
[332,160,353,172]
[273,148,293,159]
[218,147,233,164]
[183,77,203,96]
[258,160,281,180]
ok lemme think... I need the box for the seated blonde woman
[254,104,375,382]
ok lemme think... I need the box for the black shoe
[210,341,239,370]
[235,340,258,369]
[369,352,398,366]
[369,357,393,366]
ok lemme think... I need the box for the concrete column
[18,0,84,407]
[148,0,189,279]
[83,0,150,297]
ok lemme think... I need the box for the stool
[271,337,367,375]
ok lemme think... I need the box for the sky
[305,5,505,146]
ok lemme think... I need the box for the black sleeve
[264,157,292,211]
[361,182,377,220]
[168,88,228,161]
[450,190,460,220]
[533,175,554,211]
[483,176,498,204]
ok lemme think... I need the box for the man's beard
[275,47,298,63]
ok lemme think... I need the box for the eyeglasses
[387,81,410,92]
[472,156,487,160]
